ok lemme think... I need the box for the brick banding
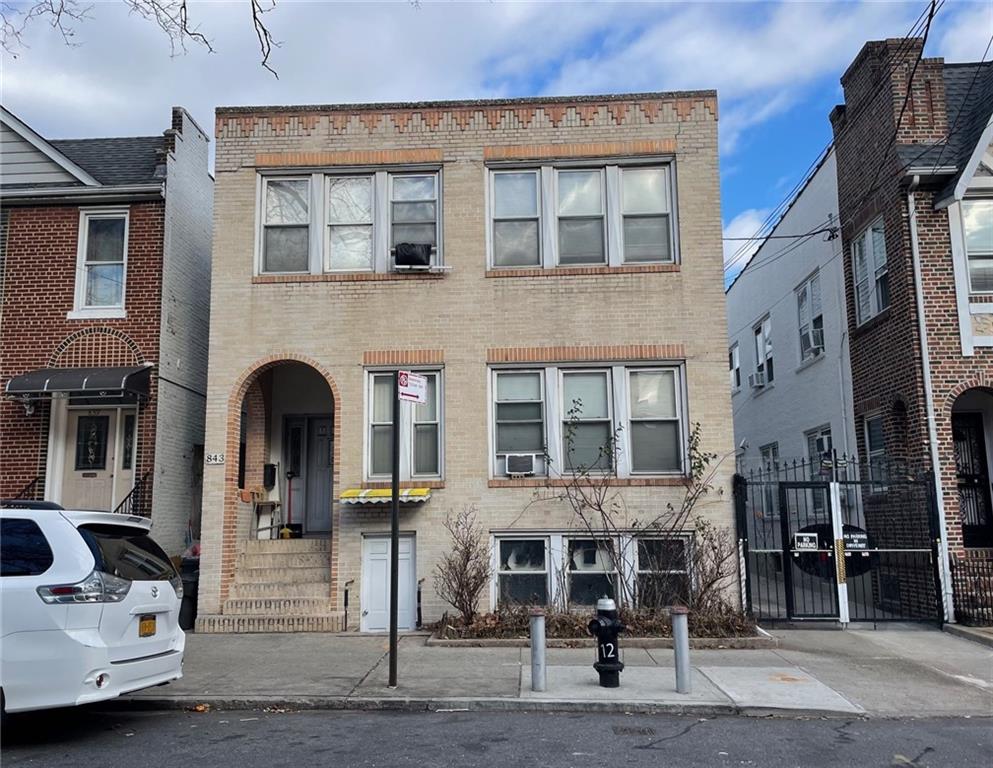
[362,350,444,366]
[487,344,686,364]
[484,139,676,162]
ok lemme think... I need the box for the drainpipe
[908,175,954,622]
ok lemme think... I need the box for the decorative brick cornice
[252,272,444,284]
[255,148,443,168]
[484,139,677,162]
[486,264,678,279]
[487,344,685,364]
[489,477,688,488]
[363,350,444,366]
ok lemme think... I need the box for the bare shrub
[433,505,491,625]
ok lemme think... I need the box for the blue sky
[3,1,991,269]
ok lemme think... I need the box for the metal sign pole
[388,370,401,688]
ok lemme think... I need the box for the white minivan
[0,505,185,714]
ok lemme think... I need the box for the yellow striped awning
[339,487,432,505]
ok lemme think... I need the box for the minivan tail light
[37,571,131,604]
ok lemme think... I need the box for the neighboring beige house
[196,92,733,632]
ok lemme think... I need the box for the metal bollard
[530,608,546,692]
[670,606,691,694]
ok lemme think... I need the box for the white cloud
[937,1,993,62]
[723,207,772,271]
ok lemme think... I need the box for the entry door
[361,535,416,632]
[305,417,332,534]
[63,409,117,510]
[953,413,993,547]
[779,481,839,619]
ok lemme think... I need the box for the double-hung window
[74,209,129,315]
[494,371,546,474]
[557,169,606,265]
[621,167,672,262]
[636,537,690,608]
[729,344,741,391]
[568,538,618,605]
[796,272,824,362]
[492,171,541,267]
[367,370,442,480]
[262,178,311,273]
[627,369,681,473]
[852,219,889,324]
[754,316,774,383]
[864,412,887,488]
[391,174,439,259]
[562,370,612,470]
[496,538,548,605]
[326,176,374,271]
[963,199,993,293]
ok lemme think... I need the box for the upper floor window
[367,369,442,480]
[852,219,888,324]
[864,411,887,489]
[963,199,993,293]
[259,169,442,276]
[72,209,129,317]
[796,272,824,362]
[729,344,740,391]
[753,316,773,384]
[488,163,676,270]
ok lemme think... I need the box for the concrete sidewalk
[126,626,993,718]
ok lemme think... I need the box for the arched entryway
[951,386,993,548]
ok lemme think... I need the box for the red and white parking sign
[397,370,428,404]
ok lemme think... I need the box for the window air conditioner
[815,435,832,455]
[393,242,433,270]
[747,371,766,389]
[804,328,825,355]
[506,453,536,476]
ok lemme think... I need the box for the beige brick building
[196,92,735,633]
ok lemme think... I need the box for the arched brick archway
[49,326,145,367]
[219,354,342,606]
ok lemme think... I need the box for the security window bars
[627,369,681,473]
[79,212,127,308]
[562,370,612,471]
[636,537,690,608]
[497,538,548,605]
[796,272,824,361]
[492,171,540,267]
[754,316,774,383]
[262,178,311,273]
[621,167,671,262]
[853,219,889,324]
[963,199,993,293]
[327,176,374,271]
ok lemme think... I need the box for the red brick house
[831,39,993,620]
[0,105,213,556]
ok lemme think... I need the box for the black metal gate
[735,457,944,623]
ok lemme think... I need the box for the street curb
[424,633,777,650]
[943,624,993,649]
[115,694,862,719]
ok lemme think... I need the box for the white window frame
[485,160,678,270]
[324,174,375,273]
[729,343,741,392]
[489,168,542,269]
[619,165,675,264]
[492,369,547,477]
[863,411,887,490]
[560,367,614,471]
[69,208,129,320]
[259,175,313,275]
[411,370,442,478]
[754,316,773,383]
[759,441,780,469]
[555,167,607,267]
[565,536,620,607]
[962,198,993,294]
[635,534,691,607]
[364,368,444,482]
[852,218,889,325]
[796,271,824,362]
[388,171,442,269]
[494,536,550,608]
[625,367,683,475]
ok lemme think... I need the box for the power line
[723,227,837,241]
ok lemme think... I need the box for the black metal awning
[4,365,152,400]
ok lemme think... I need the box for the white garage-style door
[361,534,416,633]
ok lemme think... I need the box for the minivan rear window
[1,518,55,577]
[76,524,176,582]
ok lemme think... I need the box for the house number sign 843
[205,453,225,465]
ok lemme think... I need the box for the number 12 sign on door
[397,371,427,404]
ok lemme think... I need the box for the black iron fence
[951,555,993,626]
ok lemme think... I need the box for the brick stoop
[196,539,342,633]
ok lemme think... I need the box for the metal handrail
[112,471,152,517]
[13,476,42,500]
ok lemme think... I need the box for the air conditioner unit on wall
[804,327,824,355]
[747,371,766,389]
[506,453,536,476]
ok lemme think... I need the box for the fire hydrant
[587,597,625,688]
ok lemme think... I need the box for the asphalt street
[2,707,991,767]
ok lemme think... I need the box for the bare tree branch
[251,0,279,78]
[1,1,91,55]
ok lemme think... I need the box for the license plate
[139,615,157,638]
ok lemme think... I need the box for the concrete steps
[200,538,340,634]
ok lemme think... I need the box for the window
[754,316,774,383]
[77,524,177,583]
[852,219,889,324]
[806,426,832,466]
[75,210,128,312]
[796,272,824,361]
[568,538,618,605]
[497,538,548,605]
[636,537,690,608]
[729,344,741,391]
[262,178,311,273]
[621,167,672,262]
[627,369,680,473]
[326,176,373,271]
[557,169,606,265]
[492,171,540,267]
[75,415,110,471]
[122,413,136,470]
[494,371,546,474]
[367,370,442,480]
[963,199,993,293]
[864,412,887,487]
[0,519,54,577]
[391,174,438,256]
[759,442,779,469]
[562,370,612,470]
